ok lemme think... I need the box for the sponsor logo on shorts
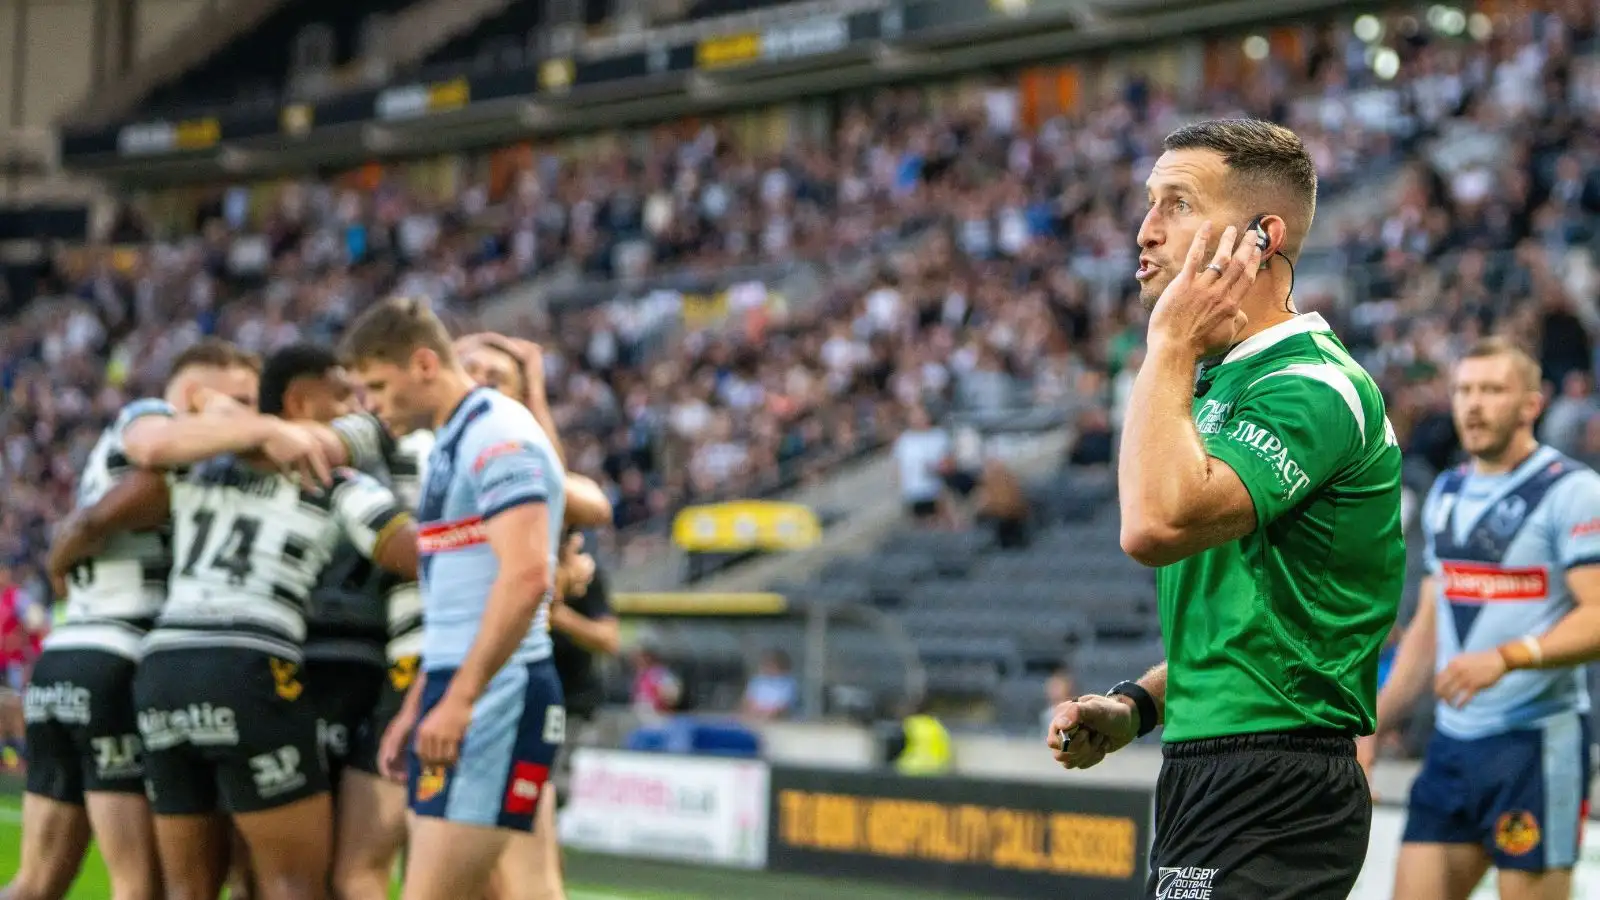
[1156,866,1218,899]
[317,718,349,762]
[268,658,303,701]
[91,734,143,780]
[137,703,238,750]
[249,746,307,799]
[416,765,448,802]
[1495,810,1542,856]
[1571,517,1600,539]
[388,656,419,692]
[503,761,549,816]
[1224,420,1310,501]
[1440,562,1548,603]
[23,681,91,725]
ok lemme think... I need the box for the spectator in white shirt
[894,405,951,525]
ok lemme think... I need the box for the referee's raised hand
[1147,221,1260,358]
[1046,694,1139,770]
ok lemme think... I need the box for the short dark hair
[1162,118,1318,259]
[168,338,260,384]
[338,296,456,368]
[259,343,342,415]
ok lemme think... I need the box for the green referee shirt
[1159,313,1405,743]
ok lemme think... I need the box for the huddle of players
[7,303,603,900]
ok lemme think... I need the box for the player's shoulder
[1541,449,1600,502]
[397,428,436,459]
[112,397,177,431]
[1242,350,1374,437]
[460,390,543,446]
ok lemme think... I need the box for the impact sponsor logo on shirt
[418,515,488,554]
[1156,865,1218,899]
[1194,400,1232,435]
[1440,562,1548,603]
[1224,420,1310,501]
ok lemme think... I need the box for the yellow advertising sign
[671,501,822,553]
[696,32,762,69]
[612,592,788,617]
[426,78,471,113]
[776,789,1138,878]
[173,118,220,150]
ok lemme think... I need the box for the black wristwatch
[1109,680,1159,738]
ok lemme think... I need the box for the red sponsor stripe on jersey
[417,516,487,554]
[503,761,548,816]
[1439,562,1548,603]
[473,440,525,473]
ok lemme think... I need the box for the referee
[1047,119,1404,899]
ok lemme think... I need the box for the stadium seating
[12,5,1600,762]
[139,0,426,115]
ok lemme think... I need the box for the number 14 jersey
[147,456,410,661]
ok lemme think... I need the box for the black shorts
[303,660,384,786]
[23,648,145,802]
[133,647,329,816]
[1150,729,1371,900]
[349,655,418,777]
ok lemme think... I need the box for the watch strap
[1109,680,1158,738]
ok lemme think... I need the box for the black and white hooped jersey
[46,398,176,660]
[332,413,434,510]
[146,456,410,661]
[304,415,433,667]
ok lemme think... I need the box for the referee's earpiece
[1248,212,1300,314]
[1247,213,1274,256]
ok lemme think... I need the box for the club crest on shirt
[1487,495,1530,538]
[1494,810,1541,856]
[1194,400,1232,435]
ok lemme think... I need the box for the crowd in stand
[5,7,1600,713]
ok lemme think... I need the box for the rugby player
[1361,338,1600,900]
[1047,119,1405,899]
[457,334,617,900]
[239,329,605,900]
[48,345,420,900]
[338,296,567,900]
[249,343,427,900]
[11,339,323,900]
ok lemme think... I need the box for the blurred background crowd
[3,0,1600,752]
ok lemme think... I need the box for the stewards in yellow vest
[895,713,953,776]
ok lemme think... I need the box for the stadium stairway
[64,0,293,126]
[611,427,1073,595]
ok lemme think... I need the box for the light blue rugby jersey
[1423,445,1600,739]
[415,387,566,670]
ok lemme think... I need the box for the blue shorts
[1403,713,1593,871]
[408,659,565,831]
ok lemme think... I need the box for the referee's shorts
[1149,729,1370,900]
